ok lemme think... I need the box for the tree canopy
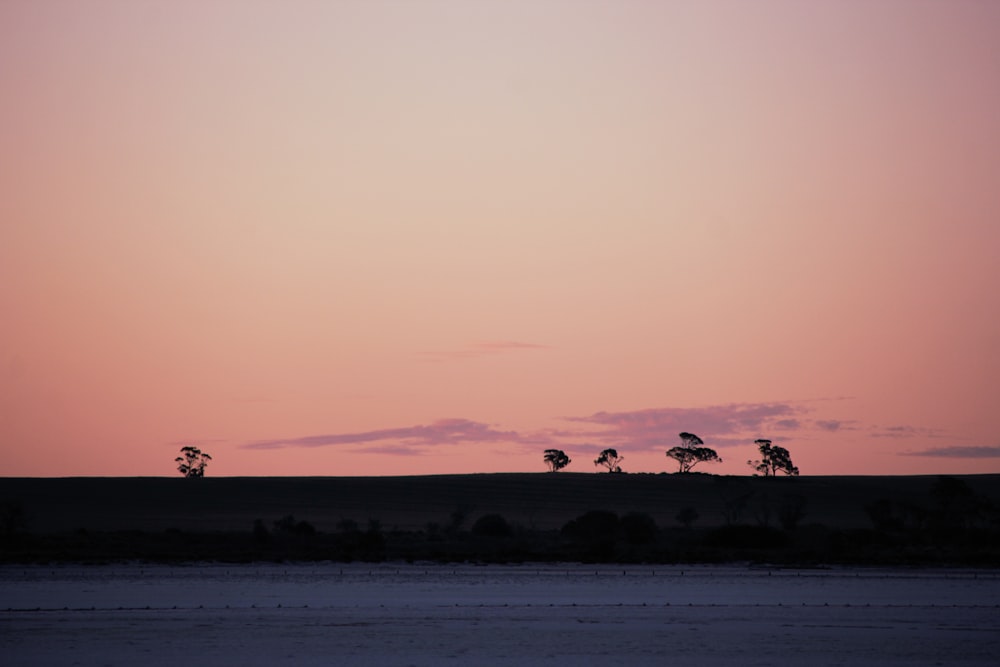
[594,448,624,473]
[665,432,721,473]
[543,449,571,472]
[175,446,212,478]
[747,439,799,476]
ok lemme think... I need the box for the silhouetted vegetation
[543,449,571,472]
[665,432,721,473]
[718,485,754,526]
[777,494,807,531]
[175,446,212,478]
[1,474,997,565]
[620,512,657,545]
[704,524,788,550]
[1,500,28,538]
[273,514,316,537]
[594,448,624,473]
[748,439,799,476]
[471,514,513,537]
[675,506,699,529]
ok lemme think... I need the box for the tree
[620,512,657,544]
[0,501,27,538]
[930,476,988,530]
[543,448,571,472]
[274,514,316,537]
[747,439,799,476]
[175,446,212,478]
[561,510,618,543]
[471,514,513,537]
[675,506,699,529]
[665,432,721,473]
[778,494,807,530]
[594,448,624,473]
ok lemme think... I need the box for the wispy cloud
[421,341,549,361]
[166,438,227,447]
[901,446,1000,458]
[357,444,430,457]
[871,425,945,439]
[565,402,808,451]
[243,418,521,450]
[815,420,844,432]
[240,400,869,458]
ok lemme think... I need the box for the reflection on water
[3,564,999,667]
[3,563,998,611]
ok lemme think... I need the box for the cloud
[422,341,549,361]
[166,439,227,447]
[562,442,621,456]
[240,400,864,458]
[566,402,806,451]
[355,444,429,456]
[243,418,521,450]
[814,420,843,432]
[870,425,945,439]
[901,446,1000,458]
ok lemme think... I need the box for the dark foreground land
[2,473,998,565]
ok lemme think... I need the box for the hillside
[3,473,998,565]
[3,473,997,533]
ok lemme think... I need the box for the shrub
[620,512,658,545]
[273,515,316,537]
[471,514,513,538]
[703,525,787,549]
[562,510,619,543]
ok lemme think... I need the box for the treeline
[2,476,998,566]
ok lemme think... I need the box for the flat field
[4,473,997,532]
[3,474,998,565]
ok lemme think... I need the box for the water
[3,564,998,665]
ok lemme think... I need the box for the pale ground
[2,564,998,666]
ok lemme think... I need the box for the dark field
[2,473,998,565]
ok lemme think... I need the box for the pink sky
[2,1,999,477]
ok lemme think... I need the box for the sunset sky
[2,0,999,478]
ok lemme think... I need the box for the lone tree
[747,439,799,476]
[594,448,624,473]
[543,448,571,472]
[175,446,212,478]
[665,432,722,473]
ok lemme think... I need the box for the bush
[562,510,619,543]
[273,515,316,537]
[703,525,787,549]
[620,512,658,545]
[471,514,513,538]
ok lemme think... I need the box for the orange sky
[2,1,999,477]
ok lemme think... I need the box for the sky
[2,0,999,478]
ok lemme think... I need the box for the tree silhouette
[620,512,657,544]
[747,439,799,476]
[543,448,571,472]
[175,446,212,478]
[675,506,699,529]
[665,432,721,473]
[471,514,513,537]
[930,475,987,530]
[594,448,624,473]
